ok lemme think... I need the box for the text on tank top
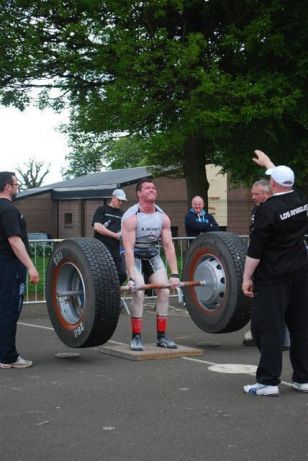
[122,203,164,244]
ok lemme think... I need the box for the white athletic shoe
[292,382,308,393]
[244,330,253,341]
[0,356,32,369]
[243,382,279,396]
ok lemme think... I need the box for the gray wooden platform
[100,342,203,361]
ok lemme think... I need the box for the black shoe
[130,334,143,351]
[242,338,256,347]
[156,334,177,349]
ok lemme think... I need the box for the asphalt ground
[1,301,308,461]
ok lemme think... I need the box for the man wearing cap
[242,150,308,396]
[92,189,127,285]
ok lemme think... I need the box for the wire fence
[25,234,307,304]
[26,239,60,303]
[25,237,197,304]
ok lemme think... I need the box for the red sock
[131,317,142,335]
[156,315,167,335]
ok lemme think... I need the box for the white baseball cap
[265,165,294,187]
[112,189,127,201]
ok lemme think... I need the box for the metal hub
[56,263,86,324]
[193,254,226,309]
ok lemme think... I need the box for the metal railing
[24,237,196,304]
[25,239,60,303]
[25,235,308,304]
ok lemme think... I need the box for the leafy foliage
[0,1,307,199]
[62,133,147,177]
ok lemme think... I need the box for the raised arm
[253,150,275,169]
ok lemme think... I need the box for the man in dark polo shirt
[242,151,308,396]
[0,171,39,369]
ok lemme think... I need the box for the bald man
[185,196,219,237]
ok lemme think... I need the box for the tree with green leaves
[1,1,307,205]
[63,135,146,178]
[16,157,50,190]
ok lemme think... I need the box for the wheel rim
[55,262,86,324]
[192,253,226,310]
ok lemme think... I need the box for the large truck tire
[46,238,121,348]
[183,232,251,333]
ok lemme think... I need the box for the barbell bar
[120,280,206,306]
[56,280,205,299]
[120,280,206,292]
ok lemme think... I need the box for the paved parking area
[1,302,307,461]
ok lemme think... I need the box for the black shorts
[134,247,164,280]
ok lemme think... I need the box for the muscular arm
[8,236,40,283]
[121,215,137,279]
[93,222,120,240]
[161,215,179,276]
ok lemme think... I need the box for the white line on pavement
[182,356,217,366]
[18,322,54,331]
[18,322,132,347]
[182,356,293,387]
[18,321,293,386]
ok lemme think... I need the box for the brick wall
[15,177,254,238]
[227,182,252,234]
[15,192,57,238]
[58,200,82,238]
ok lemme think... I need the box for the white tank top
[122,203,164,244]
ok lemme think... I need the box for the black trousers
[0,256,26,364]
[107,247,127,285]
[252,271,308,385]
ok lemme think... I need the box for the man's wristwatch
[170,273,180,278]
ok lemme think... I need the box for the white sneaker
[292,382,308,393]
[0,356,32,369]
[244,330,253,340]
[243,382,279,396]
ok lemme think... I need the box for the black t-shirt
[0,198,29,257]
[249,205,258,236]
[92,205,123,250]
[248,191,308,284]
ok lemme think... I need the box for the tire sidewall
[183,232,246,333]
[46,239,108,348]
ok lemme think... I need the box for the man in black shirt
[92,189,127,284]
[243,179,271,347]
[242,151,308,396]
[0,171,39,369]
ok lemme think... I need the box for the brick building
[14,166,251,238]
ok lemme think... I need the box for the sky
[0,105,70,185]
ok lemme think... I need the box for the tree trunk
[183,134,210,210]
